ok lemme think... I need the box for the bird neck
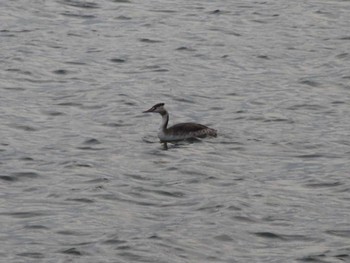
[160,111,169,132]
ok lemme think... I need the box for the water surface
[1,0,350,262]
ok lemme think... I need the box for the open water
[1,0,350,262]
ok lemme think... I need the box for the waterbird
[143,103,217,142]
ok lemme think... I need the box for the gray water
[1,0,350,262]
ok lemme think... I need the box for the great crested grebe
[143,103,217,142]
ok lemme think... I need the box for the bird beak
[143,108,153,113]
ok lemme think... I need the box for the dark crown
[153,103,165,108]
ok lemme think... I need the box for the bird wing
[167,123,209,133]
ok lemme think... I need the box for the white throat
[160,113,169,132]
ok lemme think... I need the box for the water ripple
[1,0,350,262]
[58,0,100,9]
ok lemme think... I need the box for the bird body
[143,103,217,142]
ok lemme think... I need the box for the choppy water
[1,0,350,262]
